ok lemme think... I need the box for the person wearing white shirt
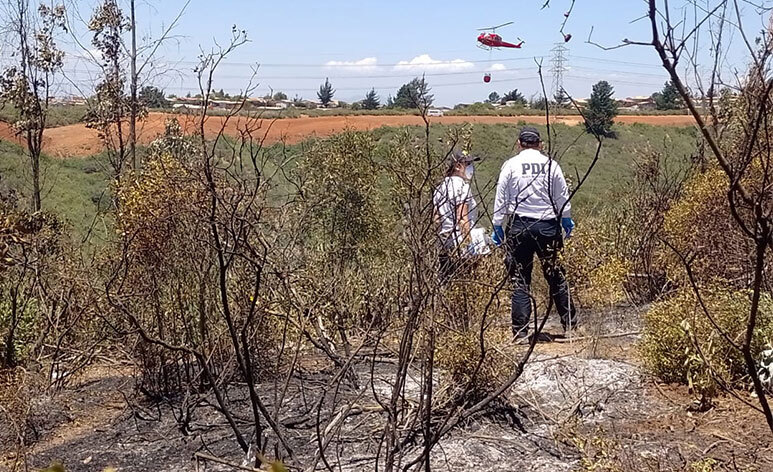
[491,126,577,340]
[433,149,481,281]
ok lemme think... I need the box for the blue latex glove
[562,217,575,238]
[492,225,505,247]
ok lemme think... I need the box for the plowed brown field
[0,112,697,158]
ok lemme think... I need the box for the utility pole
[550,43,569,106]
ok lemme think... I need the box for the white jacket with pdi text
[492,148,572,226]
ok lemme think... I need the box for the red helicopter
[477,22,524,83]
[476,22,524,50]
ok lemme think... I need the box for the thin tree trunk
[129,0,138,170]
[29,136,41,212]
[744,233,773,433]
[15,0,41,212]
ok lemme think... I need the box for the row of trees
[483,81,685,111]
[314,77,434,109]
[179,79,684,113]
[477,80,682,137]
[486,89,528,106]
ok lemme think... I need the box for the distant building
[168,96,294,111]
[618,96,656,111]
[51,96,87,106]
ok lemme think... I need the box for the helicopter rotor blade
[477,21,514,31]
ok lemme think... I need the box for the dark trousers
[439,248,476,284]
[438,250,459,284]
[505,217,577,334]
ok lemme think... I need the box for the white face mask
[464,164,474,180]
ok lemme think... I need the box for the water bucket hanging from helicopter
[483,73,491,83]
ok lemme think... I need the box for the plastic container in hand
[468,227,491,256]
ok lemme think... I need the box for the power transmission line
[144,56,546,68]
[67,76,543,94]
[57,65,539,81]
[571,55,664,69]
[570,65,666,79]
[0,51,671,70]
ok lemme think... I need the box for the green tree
[0,3,66,212]
[317,78,335,107]
[273,91,287,100]
[652,80,683,110]
[139,85,169,108]
[529,95,548,110]
[86,0,135,184]
[585,80,618,137]
[502,89,526,106]
[487,91,501,104]
[362,88,380,110]
[391,77,433,109]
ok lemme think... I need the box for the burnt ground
[2,306,772,472]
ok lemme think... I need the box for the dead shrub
[435,256,511,404]
[0,367,47,466]
[0,196,66,368]
[0,190,95,392]
[111,118,284,397]
[434,326,511,405]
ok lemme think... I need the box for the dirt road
[0,112,697,158]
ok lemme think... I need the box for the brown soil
[0,113,698,159]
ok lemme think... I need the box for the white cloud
[488,63,507,72]
[324,57,378,72]
[394,54,474,72]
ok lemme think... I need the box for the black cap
[448,149,481,165]
[519,126,541,144]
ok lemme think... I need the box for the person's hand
[492,225,505,247]
[562,217,575,238]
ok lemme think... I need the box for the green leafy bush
[642,287,773,399]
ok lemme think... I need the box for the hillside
[0,122,698,236]
[0,112,697,158]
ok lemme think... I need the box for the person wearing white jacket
[491,126,577,340]
[433,149,481,281]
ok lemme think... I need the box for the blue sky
[48,1,773,105]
